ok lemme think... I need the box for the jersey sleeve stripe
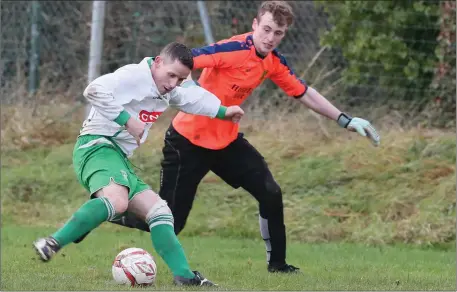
[272,50,307,84]
[191,41,251,57]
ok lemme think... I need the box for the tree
[316,1,441,106]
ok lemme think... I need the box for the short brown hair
[160,42,194,70]
[257,1,294,27]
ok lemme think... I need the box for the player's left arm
[169,83,244,123]
[270,56,380,147]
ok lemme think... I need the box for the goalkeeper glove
[337,113,380,147]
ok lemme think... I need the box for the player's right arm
[269,53,380,146]
[83,69,146,145]
[83,80,131,127]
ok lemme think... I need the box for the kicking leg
[128,189,215,286]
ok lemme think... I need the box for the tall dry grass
[1,47,454,247]
[2,103,455,247]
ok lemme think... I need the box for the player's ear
[154,56,163,68]
[252,18,258,31]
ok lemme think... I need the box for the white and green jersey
[80,57,221,157]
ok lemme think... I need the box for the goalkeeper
[32,42,245,286]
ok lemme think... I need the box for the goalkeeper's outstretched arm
[297,86,380,146]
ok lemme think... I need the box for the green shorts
[73,134,150,200]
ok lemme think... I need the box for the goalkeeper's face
[152,56,191,95]
[252,12,287,56]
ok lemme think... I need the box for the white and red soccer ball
[112,248,157,286]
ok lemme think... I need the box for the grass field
[1,109,456,290]
[2,225,455,291]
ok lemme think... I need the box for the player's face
[252,12,287,56]
[152,56,190,95]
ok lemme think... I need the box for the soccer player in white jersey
[32,42,244,286]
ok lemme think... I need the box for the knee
[262,177,283,208]
[145,198,174,230]
[96,183,129,214]
[111,197,129,215]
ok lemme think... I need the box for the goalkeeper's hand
[337,113,380,147]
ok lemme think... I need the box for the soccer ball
[112,247,157,286]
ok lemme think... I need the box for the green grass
[2,225,455,291]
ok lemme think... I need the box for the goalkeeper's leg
[110,212,150,231]
[210,134,300,273]
[73,212,149,244]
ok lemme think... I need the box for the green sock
[52,197,114,247]
[148,216,195,279]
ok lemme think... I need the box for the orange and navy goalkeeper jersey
[172,32,308,150]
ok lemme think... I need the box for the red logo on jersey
[139,110,163,123]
